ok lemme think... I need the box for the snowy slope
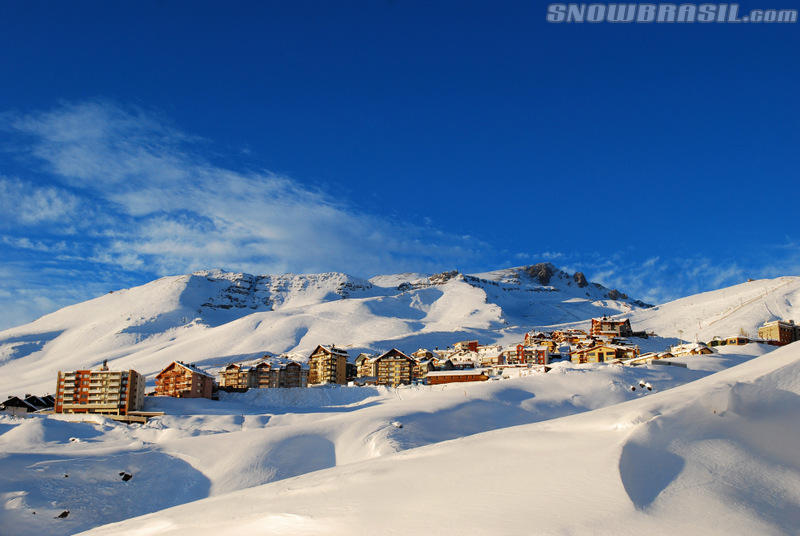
[78,342,800,536]
[0,264,649,397]
[552,276,800,342]
[0,343,782,535]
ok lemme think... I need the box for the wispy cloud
[2,100,797,330]
[0,100,505,329]
[5,101,490,279]
[0,176,81,227]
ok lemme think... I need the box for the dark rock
[56,510,70,519]
[573,272,588,288]
[607,289,628,300]
[429,270,460,285]
[522,263,555,285]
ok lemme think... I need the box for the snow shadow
[0,330,64,363]
[267,435,336,481]
[388,399,537,451]
[619,440,685,510]
[144,386,385,416]
[0,449,211,536]
[40,418,106,444]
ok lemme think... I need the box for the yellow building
[374,348,415,387]
[308,345,348,385]
[218,363,257,389]
[757,320,800,345]
[571,343,639,364]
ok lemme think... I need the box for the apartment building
[219,363,257,389]
[155,361,214,398]
[590,318,633,338]
[55,368,144,416]
[307,345,348,385]
[758,319,800,345]
[374,348,415,387]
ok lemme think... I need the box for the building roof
[571,343,637,354]
[24,395,52,409]
[376,348,413,361]
[315,345,349,356]
[425,370,487,377]
[1,396,38,412]
[168,361,214,378]
[761,319,796,326]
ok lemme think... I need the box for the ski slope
[547,276,800,342]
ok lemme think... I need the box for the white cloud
[5,101,493,280]
[0,177,81,226]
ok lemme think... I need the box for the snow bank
[80,343,800,536]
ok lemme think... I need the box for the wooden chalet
[155,361,214,398]
[551,329,590,344]
[0,396,39,417]
[590,318,633,338]
[413,358,436,380]
[725,336,750,346]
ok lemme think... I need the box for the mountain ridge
[2,264,798,398]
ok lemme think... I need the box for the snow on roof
[0,396,38,411]
[319,345,349,356]
[175,361,214,378]
[571,343,636,354]
[671,342,710,352]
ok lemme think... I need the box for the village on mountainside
[3,317,799,423]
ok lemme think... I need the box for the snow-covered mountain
[1,264,799,399]
[559,276,800,342]
[1,266,799,535]
[0,263,649,397]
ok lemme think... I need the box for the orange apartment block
[55,368,144,416]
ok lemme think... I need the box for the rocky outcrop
[522,263,556,286]
[606,289,629,301]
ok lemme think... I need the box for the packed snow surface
[67,342,798,536]
[0,343,797,535]
[1,269,799,534]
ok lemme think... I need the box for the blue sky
[1,1,798,330]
